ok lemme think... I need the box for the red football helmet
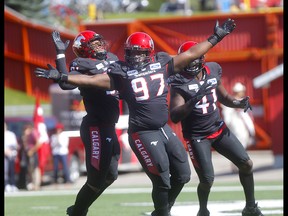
[178,41,205,76]
[124,32,155,68]
[72,30,107,59]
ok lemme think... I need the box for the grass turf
[5,181,283,216]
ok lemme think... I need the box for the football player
[35,18,236,216]
[168,41,263,216]
[52,30,120,216]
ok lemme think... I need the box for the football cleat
[66,205,88,216]
[242,203,264,216]
[151,210,171,216]
[197,209,210,216]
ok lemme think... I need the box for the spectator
[4,122,19,192]
[22,123,42,190]
[221,82,256,172]
[50,123,71,184]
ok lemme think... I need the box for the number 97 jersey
[107,52,174,133]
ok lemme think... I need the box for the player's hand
[208,18,236,46]
[241,96,252,112]
[34,64,61,81]
[52,30,70,54]
[233,96,252,112]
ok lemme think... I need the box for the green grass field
[5,181,283,216]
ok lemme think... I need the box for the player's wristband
[57,54,65,59]
[207,34,219,46]
[60,73,68,82]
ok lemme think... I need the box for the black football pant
[186,127,250,184]
[129,123,191,216]
[186,127,255,211]
[70,116,120,216]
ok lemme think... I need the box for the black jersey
[69,52,120,124]
[107,52,174,133]
[169,62,224,139]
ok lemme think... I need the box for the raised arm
[51,30,77,90]
[34,64,115,90]
[173,18,236,73]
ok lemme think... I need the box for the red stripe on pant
[132,132,159,176]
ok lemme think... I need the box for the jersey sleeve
[155,52,174,78]
[107,52,119,62]
[206,62,222,84]
[69,58,107,75]
[107,61,127,91]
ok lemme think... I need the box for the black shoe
[66,205,88,216]
[151,210,171,216]
[242,203,264,216]
[197,209,210,216]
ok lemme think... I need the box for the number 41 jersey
[169,62,224,140]
[107,52,174,133]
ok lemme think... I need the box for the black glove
[189,80,212,106]
[233,96,252,112]
[52,30,70,54]
[208,18,236,46]
[34,64,67,81]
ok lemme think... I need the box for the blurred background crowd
[4,0,283,33]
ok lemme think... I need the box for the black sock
[197,184,210,211]
[152,187,169,216]
[71,183,98,216]
[168,180,185,210]
[239,172,256,206]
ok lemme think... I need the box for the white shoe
[11,185,19,192]
[5,184,12,193]
[27,183,34,191]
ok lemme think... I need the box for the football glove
[34,64,67,81]
[52,30,70,54]
[233,96,252,112]
[208,18,236,46]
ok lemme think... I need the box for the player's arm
[170,88,194,123]
[34,64,115,90]
[217,83,252,112]
[169,80,212,123]
[51,30,78,90]
[173,18,236,73]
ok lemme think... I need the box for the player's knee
[199,175,214,188]
[238,159,253,174]
[105,177,116,187]
[87,183,101,193]
[199,181,213,191]
[179,173,191,184]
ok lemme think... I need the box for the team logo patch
[150,141,158,146]
[127,70,138,76]
[96,63,105,70]
[188,84,198,90]
[149,63,161,70]
[207,78,217,85]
